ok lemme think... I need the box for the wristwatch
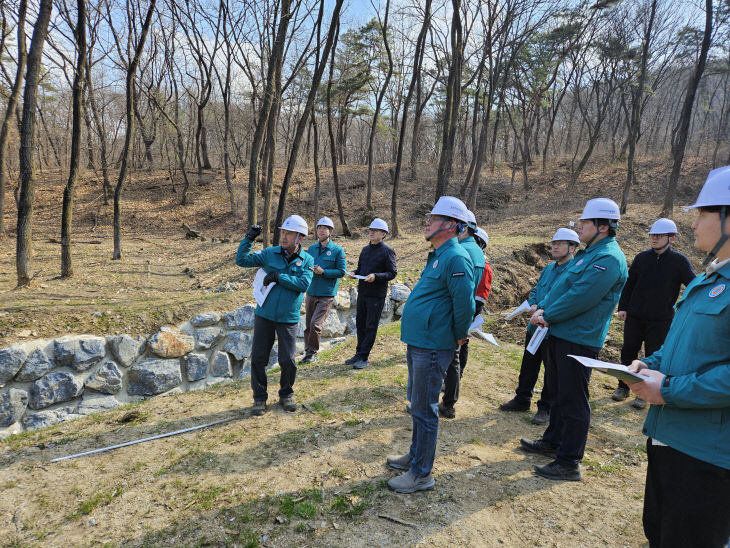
[662,375,673,388]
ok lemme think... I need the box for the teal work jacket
[526,259,572,336]
[400,237,475,350]
[235,237,314,323]
[460,236,485,297]
[540,236,627,348]
[306,240,346,297]
[642,260,729,470]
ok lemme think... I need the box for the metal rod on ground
[50,417,235,463]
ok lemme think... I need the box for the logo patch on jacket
[576,259,584,266]
[452,272,465,277]
[593,264,606,271]
[326,250,332,256]
[709,283,725,298]
[433,260,439,268]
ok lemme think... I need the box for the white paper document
[468,316,500,346]
[526,325,548,355]
[505,300,531,320]
[253,268,276,306]
[347,271,367,280]
[568,355,649,383]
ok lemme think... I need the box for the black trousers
[442,340,469,408]
[512,331,552,412]
[618,315,672,389]
[355,294,385,359]
[541,336,600,466]
[250,315,298,402]
[644,440,730,548]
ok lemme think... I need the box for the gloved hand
[474,300,484,317]
[263,271,279,285]
[246,224,262,241]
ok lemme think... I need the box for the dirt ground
[0,157,714,547]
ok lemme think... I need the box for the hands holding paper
[626,360,666,405]
[529,308,550,327]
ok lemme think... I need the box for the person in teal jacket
[386,196,474,494]
[235,215,314,415]
[439,209,485,419]
[521,198,627,482]
[301,217,346,364]
[500,227,580,425]
[627,166,730,547]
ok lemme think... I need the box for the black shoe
[531,408,550,425]
[299,353,317,365]
[612,385,630,401]
[345,354,361,365]
[279,396,297,412]
[534,460,582,481]
[519,438,557,457]
[500,397,530,412]
[438,402,455,419]
[251,401,268,416]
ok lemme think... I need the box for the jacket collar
[583,236,615,254]
[434,237,458,257]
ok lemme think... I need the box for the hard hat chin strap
[426,219,459,241]
[703,206,729,266]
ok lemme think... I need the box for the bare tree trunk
[434,0,463,200]
[112,0,158,260]
[311,113,321,222]
[366,0,392,211]
[86,62,111,205]
[391,0,432,237]
[0,0,27,239]
[326,21,350,236]
[61,0,87,278]
[621,0,657,214]
[247,0,292,225]
[16,0,53,286]
[273,0,344,243]
[661,0,713,216]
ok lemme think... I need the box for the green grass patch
[76,486,123,516]
[192,485,225,510]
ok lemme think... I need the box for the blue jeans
[406,345,454,477]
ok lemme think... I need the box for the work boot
[631,397,647,410]
[534,460,582,481]
[345,354,361,365]
[386,453,412,471]
[299,353,318,365]
[279,396,297,412]
[519,438,557,457]
[438,402,455,419]
[499,397,530,412]
[352,359,369,370]
[531,408,550,425]
[387,471,435,493]
[612,384,630,401]
[251,400,268,417]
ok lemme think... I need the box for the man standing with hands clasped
[236,216,313,416]
[611,217,695,409]
[627,166,730,548]
[301,217,346,364]
[346,218,397,370]
[520,198,627,481]
[386,196,474,493]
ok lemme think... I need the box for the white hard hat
[580,198,621,221]
[316,216,335,229]
[466,210,477,229]
[430,196,470,223]
[684,165,730,210]
[279,215,308,236]
[551,227,580,244]
[474,227,489,247]
[369,218,389,233]
[648,218,678,235]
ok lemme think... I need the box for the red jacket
[475,261,493,303]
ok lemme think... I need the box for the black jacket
[354,241,397,298]
[617,247,696,321]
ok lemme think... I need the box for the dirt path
[1,322,649,547]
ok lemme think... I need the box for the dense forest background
[1,0,728,286]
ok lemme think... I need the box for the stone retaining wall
[0,284,412,437]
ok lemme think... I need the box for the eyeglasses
[425,214,446,224]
